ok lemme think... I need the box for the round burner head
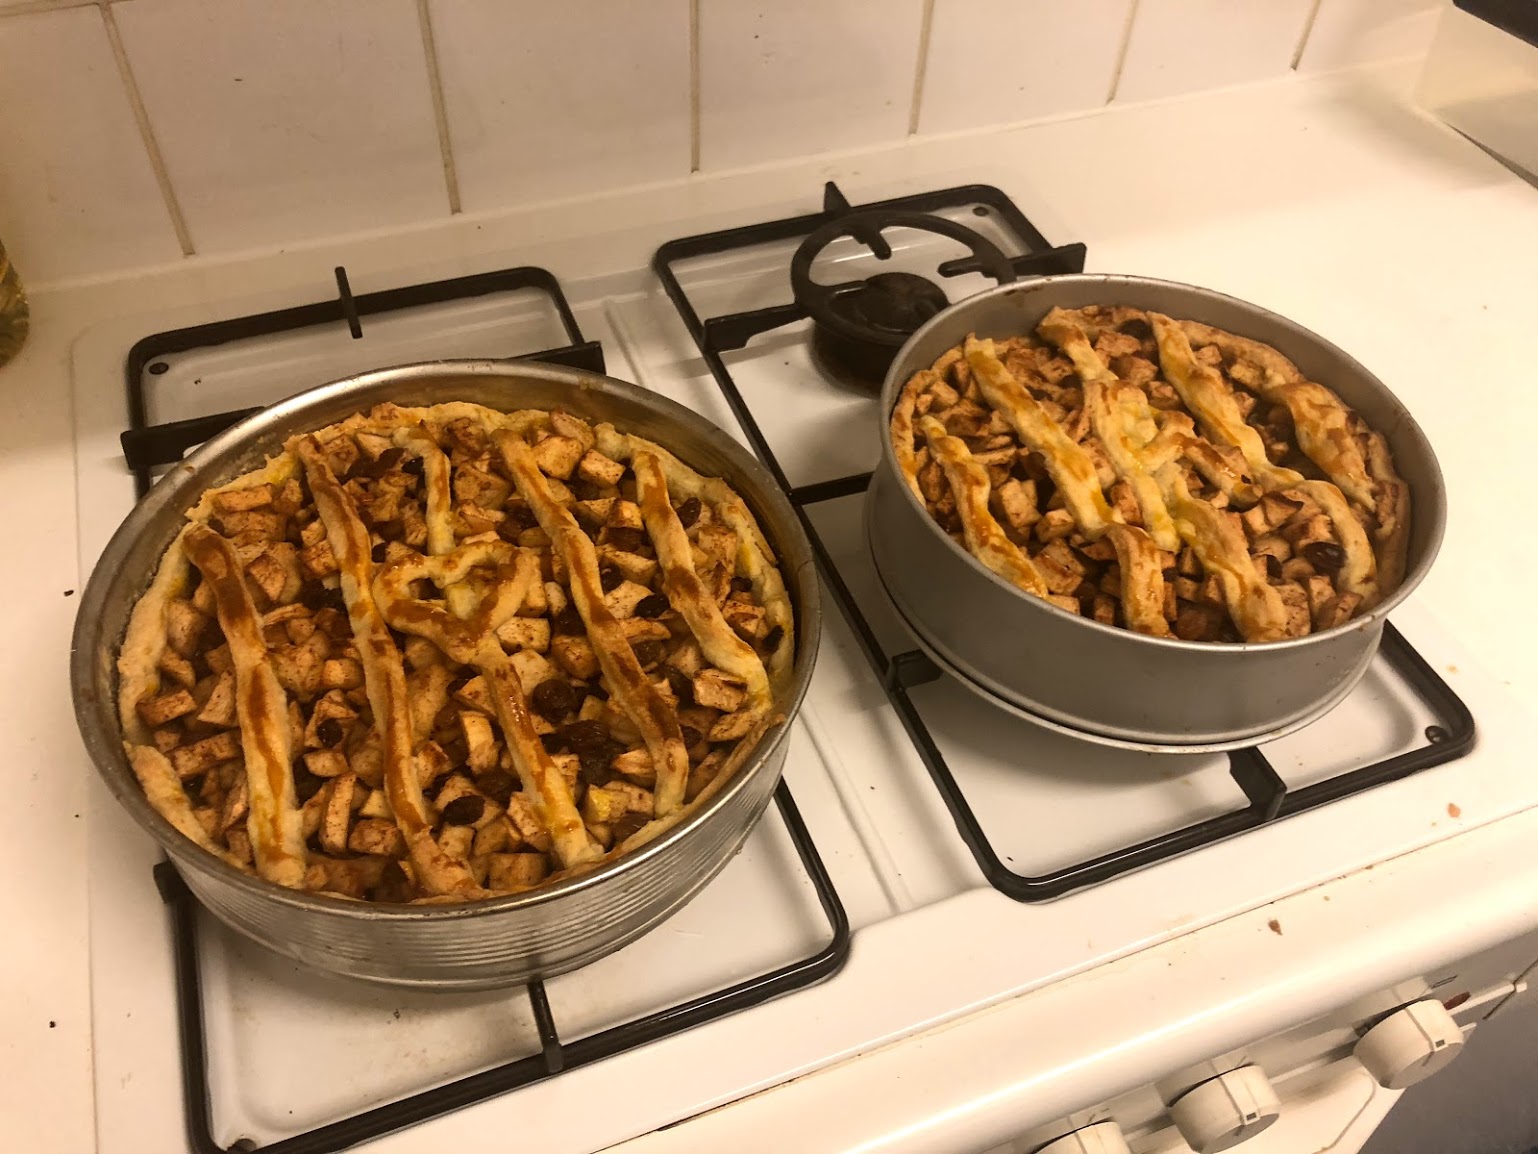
[790,210,1017,392]
[828,272,950,338]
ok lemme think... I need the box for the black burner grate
[653,179,1476,903]
[119,263,852,1152]
[157,784,848,1154]
[120,264,607,495]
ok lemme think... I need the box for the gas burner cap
[827,271,950,338]
[790,209,1017,392]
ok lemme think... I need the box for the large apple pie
[117,403,793,903]
[889,306,1410,643]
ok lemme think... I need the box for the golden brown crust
[393,424,455,555]
[890,369,934,504]
[296,437,480,898]
[964,335,1118,538]
[1178,319,1376,507]
[1177,319,1302,389]
[1149,313,1303,494]
[634,449,772,712]
[117,526,195,745]
[1295,480,1378,605]
[373,542,534,663]
[1364,429,1411,595]
[1272,383,1375,508]
[1161,465,1288,642]
[1179,435,1262,507]
[593,423,795,695]
[478,641,603,868]
[182,523,307,886]
[126,744,248,869]
[593,425,778,564]
[497,430,692,817]
[1105,524,1171,637]
[919,415,1050,598]
[370,540,599,869]
[1039,308,1180,551]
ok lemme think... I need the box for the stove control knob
[1169,1065,1280,1153]
[1355,998,1465,1089]
[1034,1121,1131,1154]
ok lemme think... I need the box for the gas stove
[70,181,1538,1154]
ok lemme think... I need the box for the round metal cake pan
[866,275,1445,751]
[72,360,821,989]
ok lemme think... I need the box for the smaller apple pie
[117,403,793,903]
[889,306,1410,643]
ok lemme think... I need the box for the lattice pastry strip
[1178,319,1376,506]
[497,429,692,818]
[1148,313,1304,495]
[297,436,481,897]
[963,335,1118,539]
[1038,309,1179,552]
[181,522,308,887]
[1158,463,1290,641]
[594,424,795,696]
[633,450,775,726]
[372,540,601,871]
[918,414,1052,600]
[1177,317,1410,592]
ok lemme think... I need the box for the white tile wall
[0,5,181,283]
[113,0,449,254]
[918,0,1135,135]
[1114,0,1317,103]
[1297,0,1442,73]
[0,0,1456,282]
[697,0,927,171]
[429,0,692,213]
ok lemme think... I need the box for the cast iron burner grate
[120,264,608,495]
[653,179,1477,904]
[791,207,1026,388]
[154,784,847,1154]
[118,264,851,1152]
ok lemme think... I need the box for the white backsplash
[0,4,182,281]
[113,0,449,254]
[1297,0,1442,72]
[1112,0,1320,103]
[0,0,1446,286]
[916,0,1136,135]
[429,0,693,213]
[697,0,927,169]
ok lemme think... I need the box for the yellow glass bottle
[0,239,29,368]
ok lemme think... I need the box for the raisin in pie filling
[117,403,794,904]
[890,306,1410,645]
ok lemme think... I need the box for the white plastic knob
[1354,999,1465,1089]
[1035,1121,1131,1154]
[1169,1065,1281,1153]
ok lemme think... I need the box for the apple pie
[889,306,1410,643]
[117,402,794,903]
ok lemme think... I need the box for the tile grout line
[0,0,101,17]
[1291,0,1326,69]
[415,0,461,214]
[689,0,701,173]
[98,0,194,257]
[906,0,937,137]
[1105,0,1142,104]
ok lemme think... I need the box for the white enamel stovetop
[68,207,1538,1153]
